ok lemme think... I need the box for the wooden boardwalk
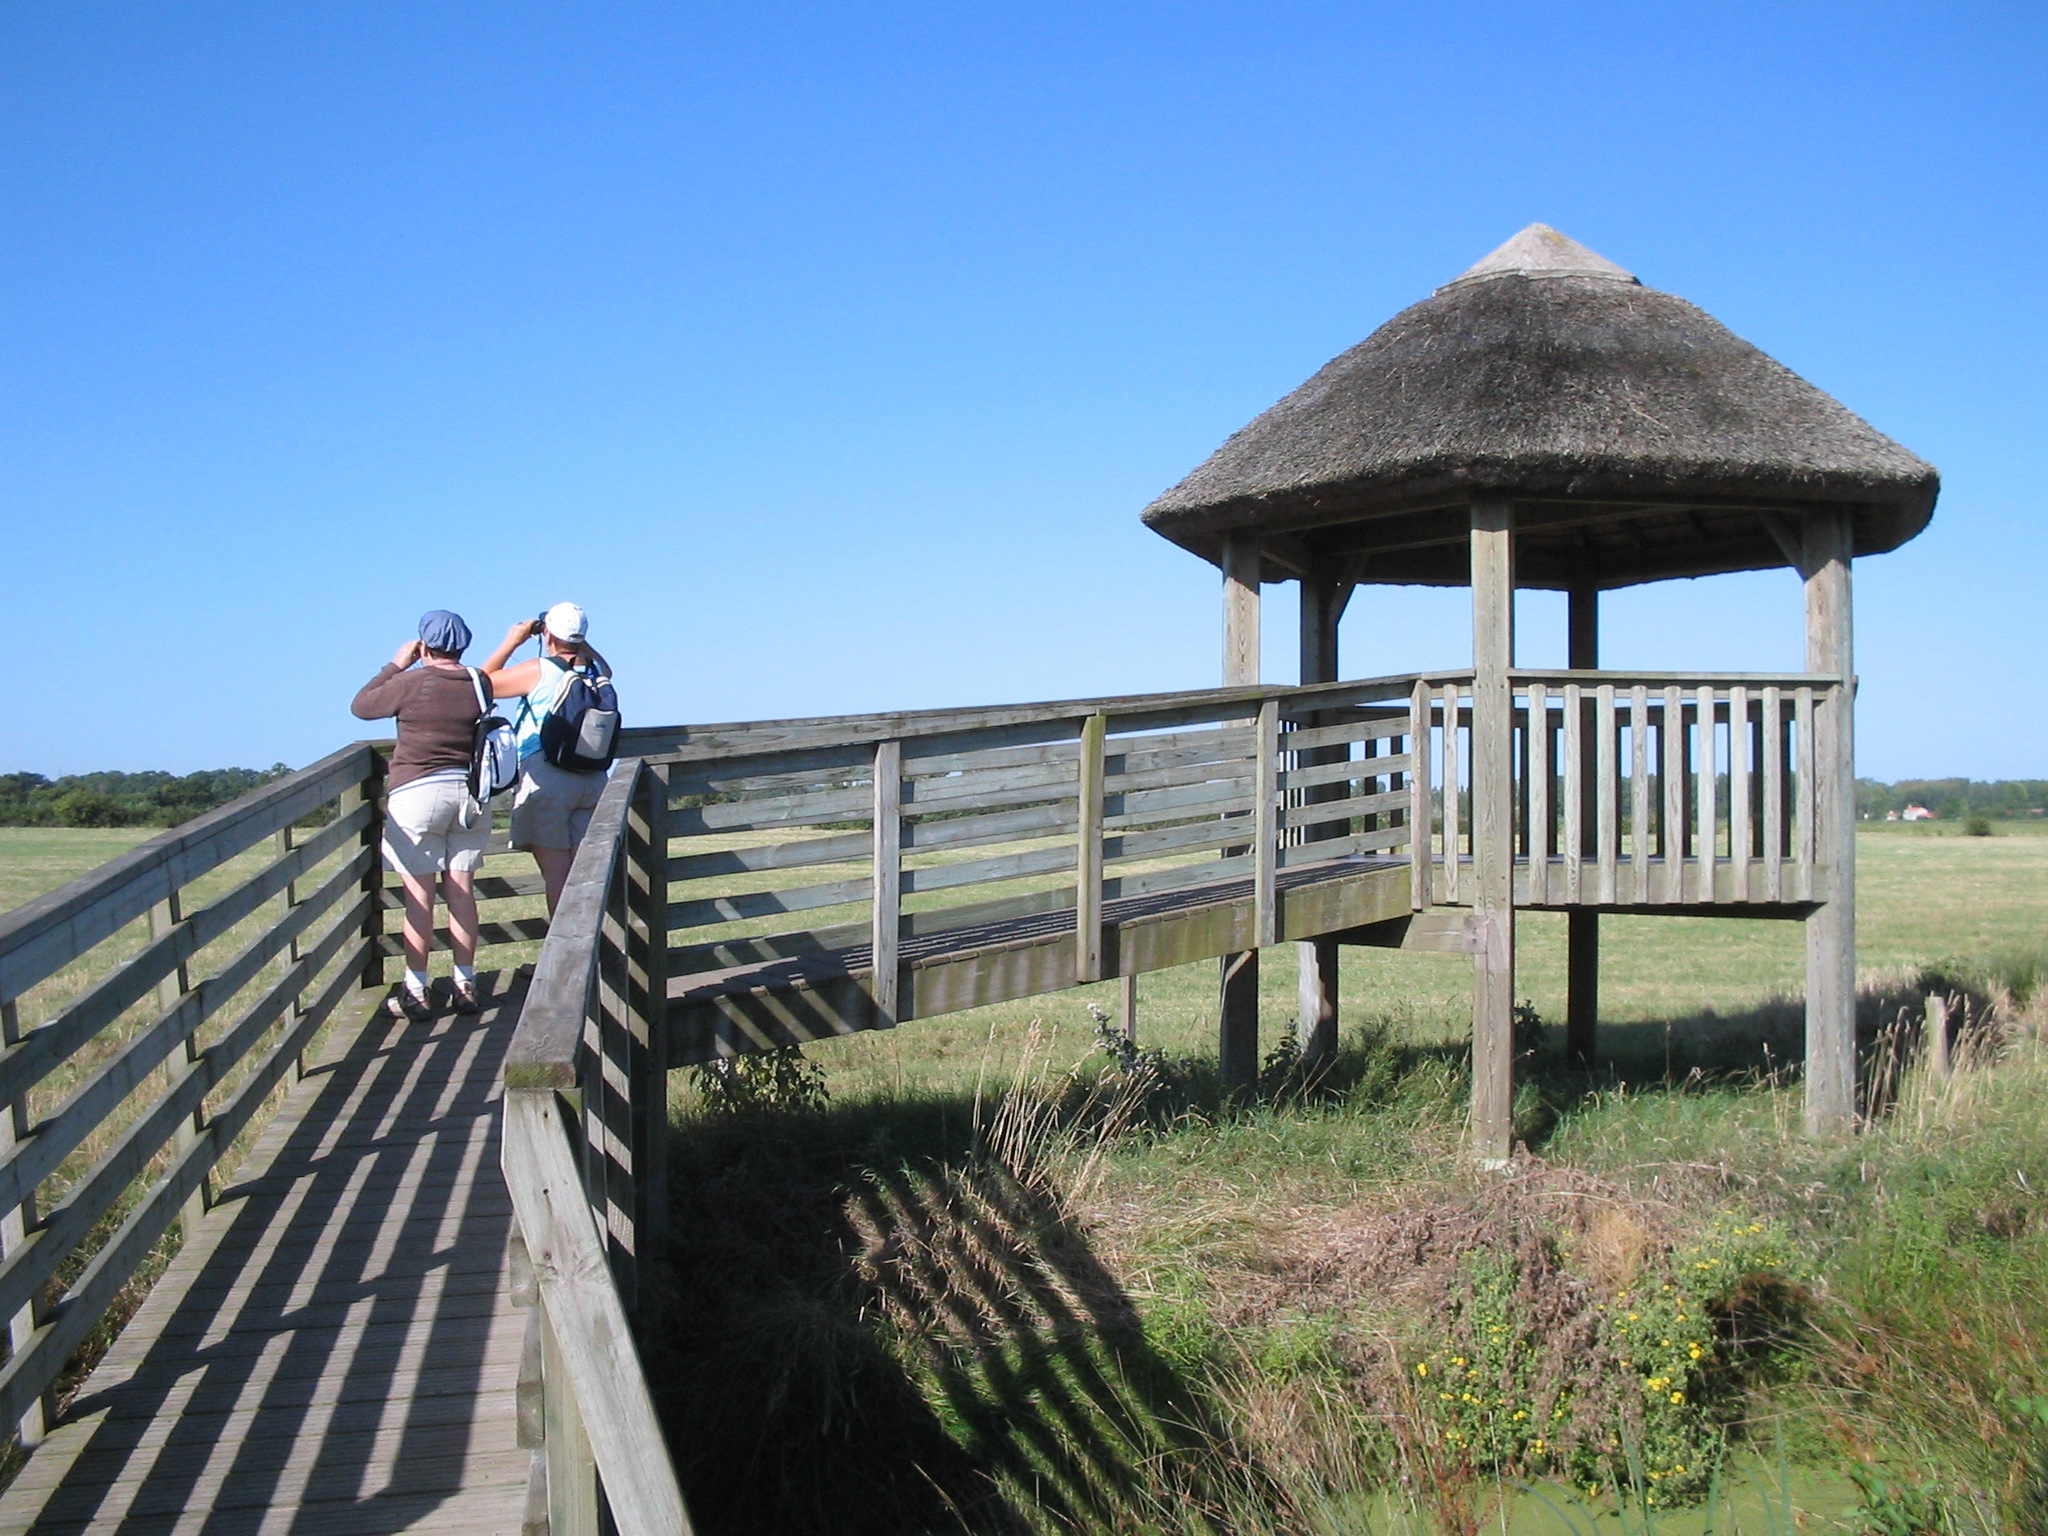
[0,981,529,1536]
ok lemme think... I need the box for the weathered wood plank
[1076,715,1106,984]
[1253,700,1279,949]
[1276,787,1407,831]
[501,1091,691,1536]
[1409,682,1430,909]
[506,768,641,1091]
[1277,753,1412,794]
[871,740,901,1027]
[1696,688,1719,904]
[667,828,870,882]
[1629,686,1650,905]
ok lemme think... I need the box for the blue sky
[2,2,2041,779]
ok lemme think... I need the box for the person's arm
[486,658,544,699]
[350,641,422,720]
[480,619,543,676]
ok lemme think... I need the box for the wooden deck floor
[0,981,528,1536]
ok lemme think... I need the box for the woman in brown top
[351,610,491,1020]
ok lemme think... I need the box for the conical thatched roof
[1141,225,1938,589]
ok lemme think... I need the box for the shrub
[1965,815,1994,837]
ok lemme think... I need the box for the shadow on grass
[1512,963,2008,1151]
[643,1092,1271,1536]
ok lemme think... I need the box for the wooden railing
[654,673,1452,1051]
[1419,670,1841,908]
[0,745,385,1442]
[501,760,690,1536]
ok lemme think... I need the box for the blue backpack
[535,664,620,773]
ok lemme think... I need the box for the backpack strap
[467,668,491,718]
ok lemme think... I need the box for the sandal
[385,988,434,1022]
[450,980,482,1015]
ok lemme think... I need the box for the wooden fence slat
[1278,753,1413,794]
[665,875,872,933]
[1280,714,1413,753]
[1595,686,1617,905]
[1103,817,1246,865]
[1562,683,1583,905]
[1696,688,1719,903]
[1629,686,1650,904]
[1409,683,1430,909]
[1252,701,1280,948]
[1275,787,1409,831]
[1661,684,1685,903]
[1527,684,1550,906]
[1728,685,1751,899]
[1076,714,1106,982]
[1796,686,1817,870]
[1762,686,1784,902]
[666,829,870,883]
[1442,683,1462,904]
[903,844,1077,895]
[870,741,901,1026]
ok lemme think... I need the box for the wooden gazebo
[1143,224,1938,1152]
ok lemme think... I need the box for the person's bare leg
[533,847,575,915]
[399,873,437,974]
[442,872,479,969]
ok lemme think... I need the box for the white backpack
[468,670,520,804]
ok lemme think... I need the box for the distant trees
[1856,777,2048,821]
[0,766,293,829]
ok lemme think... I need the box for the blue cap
[417,610,472,655]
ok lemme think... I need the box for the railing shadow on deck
[19,993,514,1534]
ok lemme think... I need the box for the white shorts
[509,757,608,852]
[383,776,489,878]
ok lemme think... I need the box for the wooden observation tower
[1142,223,1939,1155]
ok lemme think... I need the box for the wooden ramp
[0,982,528,1536]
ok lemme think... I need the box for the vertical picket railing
[502,760,691,1536]
[1494,673,1835,906]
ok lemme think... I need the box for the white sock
[454,963,477,984]
[405,968,430,997]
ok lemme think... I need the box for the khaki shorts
[509,757,608,852]
[384,776,489,877]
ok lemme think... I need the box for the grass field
[7,822,2046,1533]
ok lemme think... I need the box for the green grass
[12,822,2048,1533]
[646,825,2048,1536]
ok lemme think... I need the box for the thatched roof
[1141,225,1938,589]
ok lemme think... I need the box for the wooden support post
[1295,571,1349,1067]
[148,893,210,1237]
[630,764,671,1268]
[1253,698,1280,949]
[871,740,902,1028]
[1566,585,1598,1070]
[1119,972,1139,1045]
[1470,499,1516,1163]
[1218,534,1261,1090]
[1801,510,1856,1133]
[1076,714,1107,983]
[542,1302,601,1536]
[360,750,388,991]
[0,999,44,1448]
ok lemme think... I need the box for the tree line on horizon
[1855,777,2048,821]
[0,767,294,829]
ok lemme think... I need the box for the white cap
[543,602,588,642]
